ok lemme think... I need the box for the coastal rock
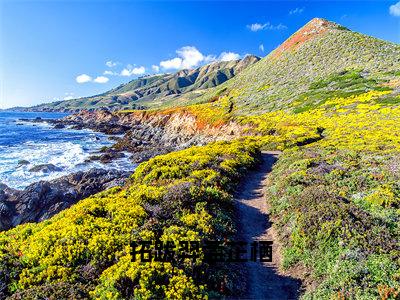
[58,109,249,162]
[29,163,63,173]
[87,150,126,164]
[17,160,30,166]
[53,123,65,129]
[20,107,250,165]
[0,168,130,231]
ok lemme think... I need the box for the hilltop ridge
[23,55,260,112]
[272,18,348,58]
[18,18,400,115]
[197,17,400,115]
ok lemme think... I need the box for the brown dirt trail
[233,151,301,300]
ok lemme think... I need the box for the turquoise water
[0,111,133,189]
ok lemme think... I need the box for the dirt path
[234,151,301,300]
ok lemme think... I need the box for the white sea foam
[0,137,134,190]
[0,111,136,189]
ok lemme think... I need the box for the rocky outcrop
[57,109,249,162]
[21,114,131,135]
[29,163,63,173]
[0,168,129,231]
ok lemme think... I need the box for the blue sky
[1,0,399,108]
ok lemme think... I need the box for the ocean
[0,111,133,190]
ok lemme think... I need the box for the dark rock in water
[75,162,87,168]
[85,155,101,163]
[17,160,30,166]
[71,124,84,130]
[87,149,126,164]
[0,168,130,231]
[98,154,113,164]
[29,164,63,173]
[99,146,109,152]
[35,117,42,120]
[108,136,121,141]
[99,151,126,163]
[53,123,65,129]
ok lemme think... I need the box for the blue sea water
[0,111,133,189]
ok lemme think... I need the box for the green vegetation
[3,88,399,299]
[2,18,400,299]
[238,89,400,299]
[291,69,392,113]
[25,56,259,112]
[0,140,260,299]
[267,148,400,299]
[199,19,400,115]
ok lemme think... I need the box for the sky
[0,0,399,109]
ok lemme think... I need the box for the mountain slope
[200,18,400,115]
[28,55,260,112]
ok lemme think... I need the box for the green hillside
[25,55,259,112]
[199,18,400,115]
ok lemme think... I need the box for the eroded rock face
[57,109,248,162]
[0,168,129,231]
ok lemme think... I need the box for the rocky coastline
[27,109,247,162]
[0,168,129,231]
[1,109,246,231]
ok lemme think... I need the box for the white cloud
[259,44,265,52]
[160,58,182,69]
[120,65,146,76]
[247,23,268,32]
[106,60,118,67]
[160,46,206,70]
[289,7,304,15]
[218,52,241,62]
[152,65,160,72]
[103,70,117,75]
[177,46,205,68]
[93,76,109,83]
[204,54,217,63]
[158,46,244,70]
[390,1,400,16]
[76,74,92,83]
[120,69,131,76]
[76,74,109,83]
[104,65,146,76]
[247,22,287,32]
[272,23,287,30]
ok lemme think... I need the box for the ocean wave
[0,131,134,190]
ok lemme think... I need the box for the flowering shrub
[239,90,400,151]
[266,148,400,299]
[234,89,400,298]
[1,76,400,299]
[0,140,260,299]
